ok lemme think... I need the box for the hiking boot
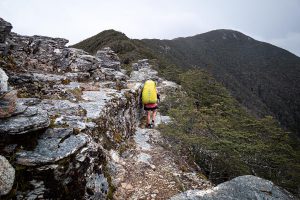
[152,120,155,127]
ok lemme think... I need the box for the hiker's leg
[147,111,151,125]
[152,109,157,123]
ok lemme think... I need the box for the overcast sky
[1,0,300,56]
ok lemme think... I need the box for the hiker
[141,80,160,128]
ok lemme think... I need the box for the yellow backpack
[142,80,157,104]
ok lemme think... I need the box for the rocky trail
[110,64,212,200]
[112,121,212,200]
[1,18,297,200]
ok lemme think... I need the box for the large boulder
[0,106,49,135]
[0,155,15,196]
[15,133,109,199]
[170,175,296,200]
[16,128,89,166]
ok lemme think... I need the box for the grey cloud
[0,0,299,56]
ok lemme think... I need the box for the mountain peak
[72,29,129,54]
[191,29,254,42]
[95,29,128,38]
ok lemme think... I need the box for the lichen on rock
[0,155,15,195]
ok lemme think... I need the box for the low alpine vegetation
[159,69,300,195]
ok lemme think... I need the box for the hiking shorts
[144,103,158,111]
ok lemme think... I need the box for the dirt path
[112,113,212,200]
[106,60,212,199]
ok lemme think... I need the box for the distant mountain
[73,29,300,135]
[72,30,156,65]
[142,30,300,135]
[72,29,300,196]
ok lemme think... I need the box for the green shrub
[159,69,300,195]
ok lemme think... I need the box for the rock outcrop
[0,68,8,91]
[0,105,49,135]
[0,155,15,195]
[16,128,89,166]
[129,59,159,82]
[0,18,12,55]
[0,17,140,199]
[171,175,296,200]
[96,47,121,71]
[0,90,17,118]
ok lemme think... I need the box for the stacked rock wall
[0,18,139,199]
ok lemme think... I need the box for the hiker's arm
[139,84,143,107]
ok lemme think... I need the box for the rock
[3,144,18,154]
[16,128,89,166]
[134,128,151,151]
[0,18,12,42]
[0,68,9,92]
[96,47,121,71]
[21,137,109,199]
[121,182,133,190]
[150,164,156,170]
[136,152,152,165]
[127,81,143,91]
[92,67,128,82]
[18,98,41,106]
[88,89,139,144]
[85,173,108,198]
[132,59,149,71]
[65,72,90,82]
[16,180,46,199]
[0,155,15,195]
[0,18,13,55]
[39,99,80,116]
[8,73,35,85]
[0,19,143,199]
[80,89,117,119]
[8,33,69,73]
[78,140,108,199]
[155,113,172,125]
[0,105,49,135]
[55,115,96,131]
[129,60,160,82]
[107,150,127,188]
[32,73,66,82]
[68,48,100,72]
[129,69,159,82]
[158,80,179,95]
[0,90,17,118]
[170,175,296,200]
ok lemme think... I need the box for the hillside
[142,30,300,135]
[73,29,300,135]
[1,17,299,198]
[72,30,182,82]
[72,29,300,196]
[72,30,155,65]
